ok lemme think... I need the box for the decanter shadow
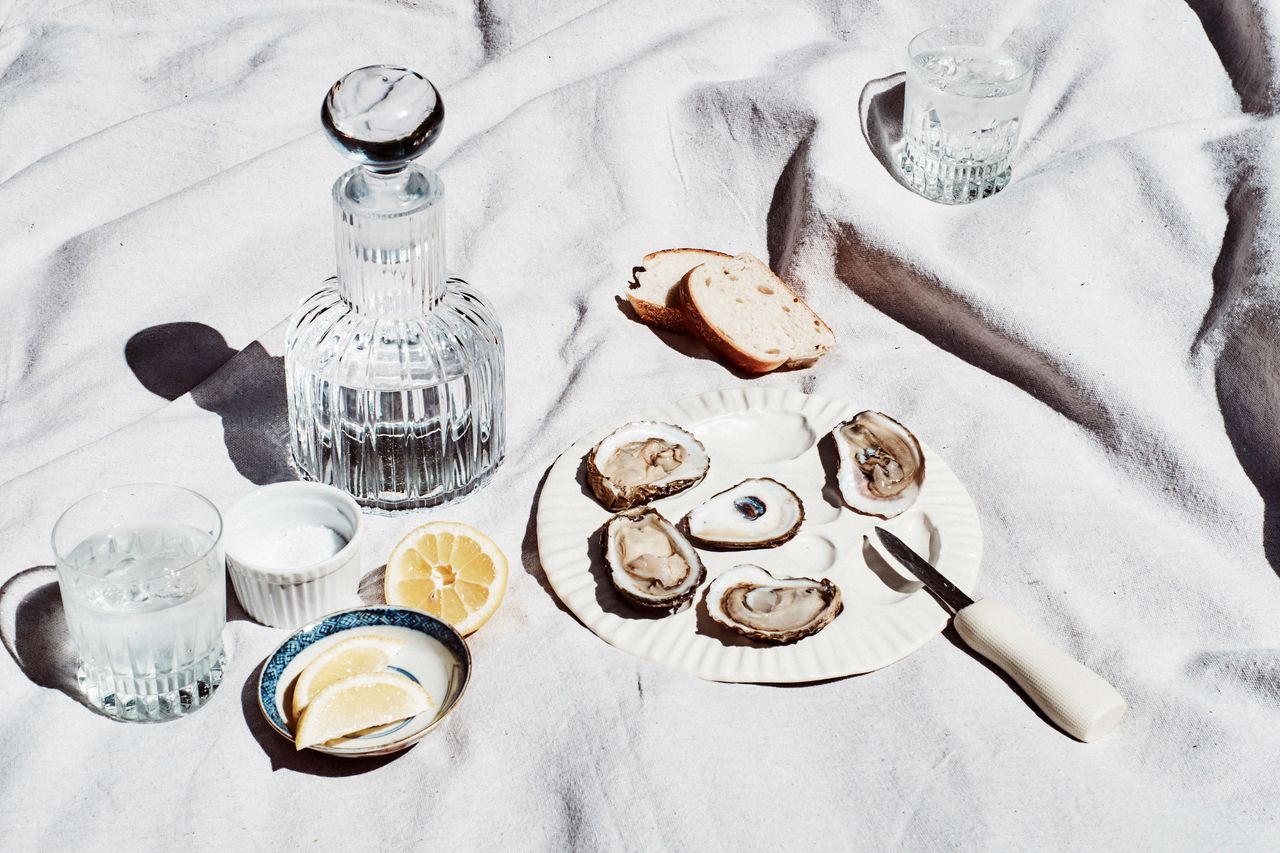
[125,322,295,486]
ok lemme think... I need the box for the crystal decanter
[286,66,505,511]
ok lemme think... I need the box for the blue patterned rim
[257,605,471,741]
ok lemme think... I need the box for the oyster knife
[874,527,1128,743]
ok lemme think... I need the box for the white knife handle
[953,598,1127,742]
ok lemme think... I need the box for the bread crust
[677,267,784,373]
[786,309,834,368]
[626,248,732,334]
[678,254,833,374]
[626,295,686,331]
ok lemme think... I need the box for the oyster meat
[832,411,925,520]
[604,507,706,609]
[705,564,842,644]
[587,421,709,511]
[683,477,804,549]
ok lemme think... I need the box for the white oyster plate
[536,387,982,683]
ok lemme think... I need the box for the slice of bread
[679,253,834,374]
[626,248,732,332]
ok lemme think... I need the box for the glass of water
[901,25,1033,203]
[52,484,226,722]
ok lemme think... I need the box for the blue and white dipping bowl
[258,605,472,757]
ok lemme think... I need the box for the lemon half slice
[384,521,508,635]
[294,671,434,750]
[291,634,405,721]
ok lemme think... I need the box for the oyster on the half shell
[604,507,706,610]
[832,411,925,520]
[587,421,709,511]
[705,564,842,644]
[682,477,804,550]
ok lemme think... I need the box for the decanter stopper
[321,65,444,171]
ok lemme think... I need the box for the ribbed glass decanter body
[285,165,505,511]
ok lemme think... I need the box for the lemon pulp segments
[294,671,434,750]
[385,522,508,635]
[290,634,405,721]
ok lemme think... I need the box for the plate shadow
[239,658,408,776]
[520,461,580,623]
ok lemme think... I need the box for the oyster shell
[587,421,709,511]
[603,507,706,609]
[832,411,925,520]
[682,477,804,550]
[705,564,842,644]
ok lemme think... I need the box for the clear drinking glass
[52,484,226,722]
[900,26,1033,203]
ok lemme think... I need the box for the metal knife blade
[874,527,975,613]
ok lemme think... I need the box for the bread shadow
[766,133,813,280]
[613,296,755,377]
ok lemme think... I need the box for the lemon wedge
[384,521,508,635]
[294,671,434,750]
[291,634,406,721]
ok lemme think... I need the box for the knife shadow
[937,620,1063,735]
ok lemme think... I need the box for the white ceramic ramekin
[223,482,364,629]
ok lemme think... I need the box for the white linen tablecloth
[2,0,1279,848]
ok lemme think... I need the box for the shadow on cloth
[518,460,597,627]
[938,621,1062,732]
[0,565,252,712]
[0,566,96,711]
[1185,0,1277,116]
[125,322,294,485]
[857,72,913,193]
[358,564,388,606]
[778,78,1118,447]
[828,224,1119,445]
[239,658,407,776]
[1195,168,1280,578]
[767,134,816,277]
[613,297,763,379]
